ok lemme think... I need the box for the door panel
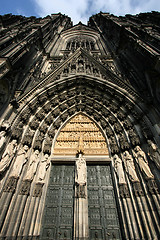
[41,164,74,240]
[87,165,121,240]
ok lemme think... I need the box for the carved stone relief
[53,114,108,156]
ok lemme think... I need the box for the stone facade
[0,12,160,239]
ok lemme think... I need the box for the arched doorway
[40,114,121,240]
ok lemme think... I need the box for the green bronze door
[41,164,75,240]
[87,165,121,240]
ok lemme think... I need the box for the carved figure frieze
[0,139,17,175]
[53,114,108,155]
[10,145,29,178]
[147,140,160,169]
[133,146,154,180]
[23,149,40,181]
[123,151,139,182]
[113,154,126,184]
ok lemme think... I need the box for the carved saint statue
[75,154,87,198]
[147,140,160,169]
[123,151,139,182]
[0,121,10,151]
[0,131,6,151]
[113,154,126,184]
[10,145,29,178]
[0,139,17,174]
[37,153,50,183]
[23,149,40,181]
[133,146,154,180]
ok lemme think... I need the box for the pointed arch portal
[40,114,121,240]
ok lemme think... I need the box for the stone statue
[37,153,50,183]
[23,149,40,181]
[10,145,29,178]
[75,154,87,198]
[123,151,139,182]
[147,140,160,169]
[113,154,126,184]
[133,146,154,180]
[0,139,17,174]
[0,121,11,151]
[0,131,6,151]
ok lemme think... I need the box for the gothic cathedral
[0,12,160,240]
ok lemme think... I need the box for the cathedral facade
[0,12,160,239]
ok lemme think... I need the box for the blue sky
[0,0,160,24]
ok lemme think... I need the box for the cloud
[34,0,160,24]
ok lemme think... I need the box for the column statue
[75,154,87,198]
[10,145,29,178]
[147,140,160,169]
[133,146,154,180]
[113,154,126,184]
[23,149,40,181]
[0,121,10,151]
[0,139,17,174]
[123,151,139,182]
[36,153,50,183]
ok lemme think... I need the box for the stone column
[74,154,89,240]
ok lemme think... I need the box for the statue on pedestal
[123,151,139,182]
[133,146,154,180]
[0,139,17,174]
[113,154,126,184]
[75,154,87,198]
[147,140,160,169]
[10,145,29,178]
[37,153,50,183]
[23,149,40,181]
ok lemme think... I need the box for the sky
[0,0,160,24]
